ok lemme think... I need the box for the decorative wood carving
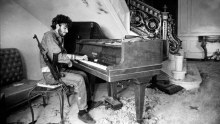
[127,0,182,54]
[129,0,162,39]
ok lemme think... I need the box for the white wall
[178,0,220,58]
[0,0,48,80]
[0,0,129,80]
[12,0,128,39]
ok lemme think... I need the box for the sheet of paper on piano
[104,42,121,45]
[78,60,107,70]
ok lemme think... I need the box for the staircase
[126,0,182,54]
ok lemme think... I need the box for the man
[41,14,96,124]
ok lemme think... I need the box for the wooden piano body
[74,38,163,82]
[64,22,163,123]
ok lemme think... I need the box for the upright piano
[65,22,163,123]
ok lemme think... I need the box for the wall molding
[178,0,220,36]
[178,0,220,58]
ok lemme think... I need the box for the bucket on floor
[175,55,184,71]
[172,70,186,80]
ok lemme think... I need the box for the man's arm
[42,33,71,64]
[67,54,88,61]
[42,33,88,67]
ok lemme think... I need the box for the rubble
[94,96,160,124]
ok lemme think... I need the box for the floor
[7,61,220,124]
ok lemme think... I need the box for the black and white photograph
[0,0,220,124]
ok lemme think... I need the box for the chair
[28,34,73,124]
[0,48,39,112]
[0,93,6,124]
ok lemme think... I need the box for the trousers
[43,69,89,110]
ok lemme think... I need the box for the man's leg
[61,72,95,123]
[64,70,93,101]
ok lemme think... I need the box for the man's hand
[67,61,73,67]
[58,59,73,67]
[76,55,88,61]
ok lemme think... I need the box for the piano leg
[106,82,123,110]
[134,77,151,123]
[107,82,117,99]
[88,74,96,100]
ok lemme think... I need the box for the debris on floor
[94,95,160,124]
[7,61,220,124]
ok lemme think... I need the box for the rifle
[33,34,69,92]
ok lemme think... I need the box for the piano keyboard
[79,60,107,70]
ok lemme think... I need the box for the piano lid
[64,22,108,54]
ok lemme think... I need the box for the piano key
[78,60,107,70]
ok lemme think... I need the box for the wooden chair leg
[28,89,35,124]
[65,93,71,107]
[57,90,65,124]
[42,95,47,107]
[65,86,74,107]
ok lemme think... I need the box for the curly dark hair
[51,14,72,29]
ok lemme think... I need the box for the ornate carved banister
[127,0,182,54]
[166,14,182,54]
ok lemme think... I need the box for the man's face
[58,23,68,37]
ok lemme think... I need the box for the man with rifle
[39,14,96,124]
